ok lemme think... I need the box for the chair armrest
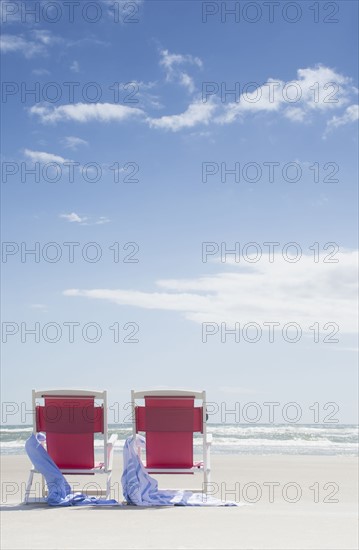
[204,433,212,472]
[107,434,118,470]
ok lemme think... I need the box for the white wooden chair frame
[131,389,212,491]
[24,389,117,503]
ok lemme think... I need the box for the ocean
[1,424,358,456]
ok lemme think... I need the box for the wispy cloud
[125,80,164,110]
[62,136,89,150]
[159,49,202,93]
[30,102,144,123]
[178,73,196,94]
[28,62,357,135]
[147,99,216,131]
[60,212,88,223]
[23,148,115,187]
[95,216,111,225]
[24,149,70,164]
[70,60,80,73]
[63,251,358,334]
[324,104,359,137]
[60,212,110,225]
[33,30,57,46]
[0,34,45,57]
[160,49,203,72]
[215,65,356,125]
[1,30,61,58]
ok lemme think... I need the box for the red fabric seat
[25,389,117,503]
[135,397,203,469]
[36,396,104,469]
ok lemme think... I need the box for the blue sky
[1,0,358,423]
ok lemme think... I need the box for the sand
[1,453,358,550]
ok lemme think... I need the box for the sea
[1,424,358,456]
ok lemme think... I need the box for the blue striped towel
[25,433,243,507]
[25,433,118,506]
[121,435,242,506]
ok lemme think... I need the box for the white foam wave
[0,427,33,434]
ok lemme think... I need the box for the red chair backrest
[135,396,203,468]
[36,396,104,469]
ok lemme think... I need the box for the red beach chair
[131,389,212,491]
[24,389,117,502]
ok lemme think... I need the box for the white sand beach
[1,453,358,550]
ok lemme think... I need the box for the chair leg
[106,471,112,499]
[41,475,46,498]
[24,470,34,504]
[203,467,211,494]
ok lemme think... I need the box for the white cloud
[30,102,144,123]
[111,80,163,110]
[62,136,88,150]
[60,213,110,225]
[149,64,356,131]
[179,73,195,94]
[32,30,56,45]
[292,65,353,109]
[63,251,358,334]
[0,30,61,57]
[70,60,80,73]
[216,65,356,125]
[27,64,356,134]
[131,80,157,91]
[160,49,202,92]
[24,149,70,164]
[148,99,216,131]
[60,212,87,223]
[160,49,202,72]
[0,34,44,57]
[284,107,307,122]
[95,216,111,225]
[63,287,206,310]
[324,104,359,136]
